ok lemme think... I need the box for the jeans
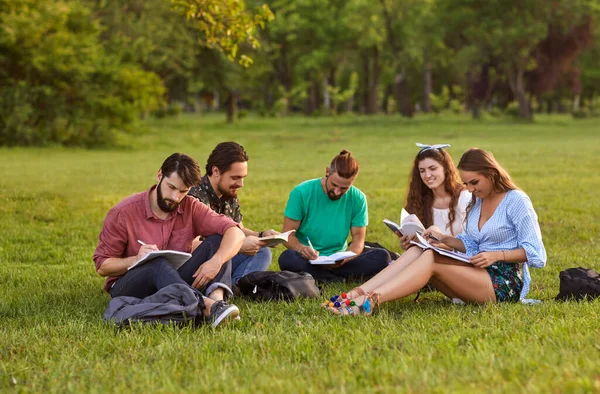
[178,234,234,298]
[231,246,272,284]
[109,234,233,301]
[278,248,391,283]
[109,258,191,299]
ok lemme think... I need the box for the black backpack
[555,267,600,301]
[237,271,321,301]
[363,241,400,260]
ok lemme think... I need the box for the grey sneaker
[208,301,240,328]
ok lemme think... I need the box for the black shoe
[208,301,240,328]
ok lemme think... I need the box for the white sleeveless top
[431,190,472,236]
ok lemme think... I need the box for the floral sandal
[321,287,366,308]
[327,292,380,316]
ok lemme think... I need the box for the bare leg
[209,288,225,301]
[428,277,460,299]
[203,297,215,316]
[346,247,424,298]
[375,250,495,304]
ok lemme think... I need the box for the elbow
[96,262,109,277]
[227,225,246,244]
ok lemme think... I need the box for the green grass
[1,113,599,393]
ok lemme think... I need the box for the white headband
[416,142,451,153]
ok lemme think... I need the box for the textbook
[410,233,471,264]
[128,250,192,271]
[383,208,425,238]
[258,230,296,247]
[309,251,357,265]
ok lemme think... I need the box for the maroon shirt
[93,185,239,292]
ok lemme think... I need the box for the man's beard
[156,178,181,212]
[325,177,342,200]
[217,182,240,200]
[327,190,342,200]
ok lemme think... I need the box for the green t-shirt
[284,178,368,256]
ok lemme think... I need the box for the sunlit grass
[1,113,599,392]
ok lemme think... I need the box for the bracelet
[258,231,264,238]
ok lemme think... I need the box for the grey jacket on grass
[103,284,205,326]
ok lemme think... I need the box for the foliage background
[2,0,600,147]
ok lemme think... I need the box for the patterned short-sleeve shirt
[188,175,243,223]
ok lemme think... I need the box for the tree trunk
[394,69,412,117]
[360,51,369,114]
[212,90,220,111]
[423,61,432,113]
[471,103,481,119]
[305,79,319,115]
[226,90,236,123]
[382,83,392,114]
[507,64,532,119]
[323,76,330,111]
[366,46,380,114]
[328,68,336,111]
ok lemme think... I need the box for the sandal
[326,291,380,316]
[321,287,365,308]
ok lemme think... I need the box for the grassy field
[1,113,599,393]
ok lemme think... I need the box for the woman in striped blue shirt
[327,148,546,316]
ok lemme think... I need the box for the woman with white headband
[326,147,546,315]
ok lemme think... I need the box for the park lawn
[0,113,599,393]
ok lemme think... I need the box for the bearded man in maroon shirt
[93,153,245,327]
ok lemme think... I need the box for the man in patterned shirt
[189,142,278,286]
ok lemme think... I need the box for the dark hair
[329,149,359,179]
[205,141,249,176]
[405,148,464,234]
[160,153,201,188]
[458,148,519,217]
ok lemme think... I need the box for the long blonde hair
[457,148,519,218]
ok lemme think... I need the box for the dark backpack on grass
[555,267,600,301]
[237,271,321,301]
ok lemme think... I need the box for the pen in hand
[306,237,314,249]
[137,240,146,246]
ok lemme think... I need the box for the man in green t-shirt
[278,150,390,282]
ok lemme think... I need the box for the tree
[172,0,274,67]
[441,0,597,119]
[0,0,164,146]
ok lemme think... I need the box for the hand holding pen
[136,239,159,260]
[301,236,319,260]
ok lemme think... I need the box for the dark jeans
[178,235,233,298]
[278,248,391,283]
[109,258,191,299]
[109,234,233,301]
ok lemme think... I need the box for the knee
[278,250,301,271]
[194,234,223,255]
[257,246,272,260]
[373,248,392,264]
[203,234,223,246]
[154,258,177,273]
[422,249,435,264]
[255,247,273,268]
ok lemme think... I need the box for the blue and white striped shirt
[456,189,546,300]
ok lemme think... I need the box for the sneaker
[208,301,240,328]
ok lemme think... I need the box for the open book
[383,208,425,238]
[128,250,192,271]
[410,233,471,264]
[310,251,357,265]
[258,230,295,247]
